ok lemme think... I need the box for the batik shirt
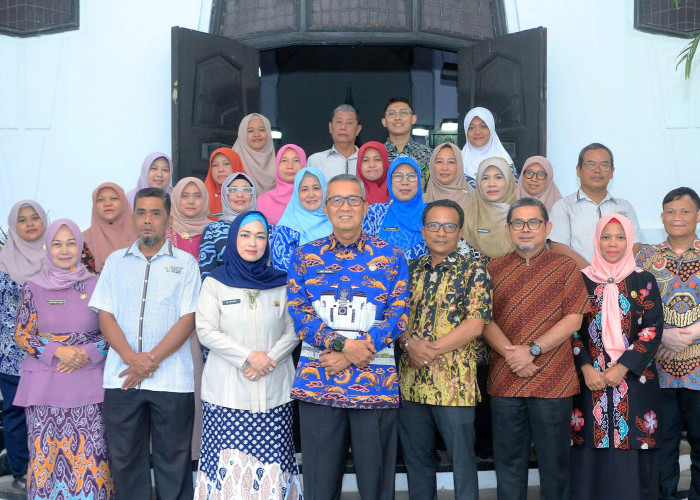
[271,226,300,272]
[288,232,409,409]
[399,251,492,406]
[362,203,429,260]
[636,238,700,389]
[0,271,24,376]
[385,137,432,189]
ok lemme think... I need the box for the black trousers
[103,389,194,500]
[0,373,28,478]
[299,401,397,500]
[491,396,572,500]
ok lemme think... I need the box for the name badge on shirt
[383,227,399,231]
[316,269,336,274]
[47,300,66,305]
[477,228,491,233]
[222,299,241,306]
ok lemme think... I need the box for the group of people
[0,97,697,500]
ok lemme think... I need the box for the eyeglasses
[508,218,544,231]
[523,169,547,180]
[391,172,419,183]
[327,195,365,207]
[385,109,412,118]
[227,186,255,195]
[425,222,459,233]
[582,161,612,172]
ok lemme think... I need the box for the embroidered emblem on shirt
[273,301,280,307]
[80,293,88,300]
[165,266,183,274]
[222,299,241,305]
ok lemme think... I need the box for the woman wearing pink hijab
[257,144,306,225]
[515,155,562,212]
[570,213,663,500]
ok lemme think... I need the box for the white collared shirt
[548,189,645,262]
[307,144,359,178]
[89,240,200,392]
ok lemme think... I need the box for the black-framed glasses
[327,195,365,207]
[523,169,547,180]
[227,186,255,195]
[391,172,419,183]
[425,222,459,233]
[385,109,412,118]
[508,219,544,231]
[582,161,612,171]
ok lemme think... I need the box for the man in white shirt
[307,104,362,178]
[90,188,200,500]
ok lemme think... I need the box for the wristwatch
[332,336,346,352]
[529,342,542,357]
[399,337,411,351]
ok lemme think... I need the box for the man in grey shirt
[307,104,362,178]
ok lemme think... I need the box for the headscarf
[31,219,94,290]
[461,107,514,181]
[232,113,277,195]
[463,157,517,259]
[83,182,137,273]
[209,211,287,290]
[205,148,245,220]
[0,200,48,284]
[277,167,333,245]
[379,157,425,253]
[582,214,639,364]
[424,142,474,212]
[356,141,390,205]
[170,177,211,237]
[515,155,562,212]
[219,172,258,222]
[126,152,173,207]
[257,144,306,225]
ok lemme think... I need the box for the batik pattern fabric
[271,226,300,272]
[571,271,664,449]
[399,252,492,406]
[456,241,491,366]
[384,137,433,189]
[0,271,24,376]
[26,403,113,499]
[80,243,97,274]
[194,401,302,500]
[636,239,700,389]
[362,203,428,260]
[288,232,409,409]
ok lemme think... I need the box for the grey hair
[327,174,366,200]
[331,104,361,125]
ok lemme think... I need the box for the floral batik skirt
[26,403,113,499]
[195,401,303,499]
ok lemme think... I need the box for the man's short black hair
[662,187,700,211]
[506,197,548,223]
[134,187,171,216]
[384,97,413,114]
[577,142,614,168]
[421,199,464,229]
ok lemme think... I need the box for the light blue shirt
[90,240,200,392]
[307,144,358,178]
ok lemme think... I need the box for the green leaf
[676,31,700,79]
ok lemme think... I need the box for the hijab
[461,107,514,181]
[31,219,94,290]
[462,157,517,259]
[205,148,245,220]
[170,177,211,237]
[232,113,277,195]
[380,157,426,253]
[257,144,306,225]
[582,214,639,364]
[424,142,475,211]
[209,211,287,290]
[356,141,390,205]
[277,167,333,245]
[126,152,173,207]
[83,182,137,273]
[515,155,563,212]
[219,172,258,222]
[0,200,48,284]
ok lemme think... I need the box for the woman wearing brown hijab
[232,113,277,195]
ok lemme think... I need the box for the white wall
[0,0,211,229]
[506,0,700,240]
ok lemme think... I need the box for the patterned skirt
[26,403,113,500]
[195,401,303,499]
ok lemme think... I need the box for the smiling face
[599,221,628,264]
[391,163,419,202]
[381,101,416,137]
[211,153,234,186]
[433,145,459,185]
[522,163,548,197]
[329,110,362,148]
[467,116,491,148]
[278,147,303,183]
[421,205,463,259]
[16,205,45,242]
[95,187,123,223]
[226,177,254,212]
[322,180,368,236]
[480,165,507,202]
[298,173,323,211]
[506,204,551,255]
[661,195,700,240]
[246,117,268,151]
[50,225,79,270]
[236,220,268,262]
[360,147,384,182]
[147,157,171,189]
[179,182,204,218]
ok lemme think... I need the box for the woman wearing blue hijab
[194,211,302,498]
[271,167,332,272]
[362,157,428,259]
